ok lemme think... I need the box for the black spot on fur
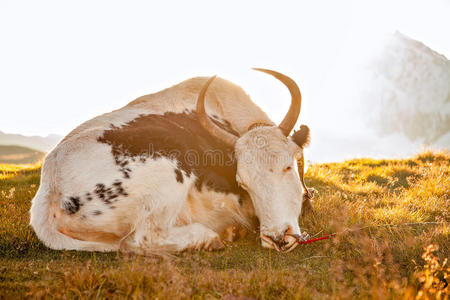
[93,210,102,215]
[67,179,126,214]
[92,181,127,206]
[95,183,106,193]
[113,181,129,196]
[174,168,184,183]
[108,194,118,200]
[97,111,245,195]
[64,196,82,214]
[292,125,310,148]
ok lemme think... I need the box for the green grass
[0,152,449,299]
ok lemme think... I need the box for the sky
[0,0,449,160]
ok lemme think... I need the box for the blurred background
[0,0,449,163]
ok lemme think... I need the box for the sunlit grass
[0,162,41,180]
[0,152,448,298]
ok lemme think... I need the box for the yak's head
[197,69,311,252]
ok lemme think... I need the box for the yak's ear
[292,125,310,148]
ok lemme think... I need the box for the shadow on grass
[364,168,420,190]
[390,168,420,189]
[416,151,450,164]
[366,174,389,186]
[305,176,345,195]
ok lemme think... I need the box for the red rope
[297,234,335,244]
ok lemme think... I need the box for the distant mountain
[0,131,62,152]
[365,32,450,146]
[0,145,45,164]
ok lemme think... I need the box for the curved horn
[253,68,301,136]
[196,76,238,147]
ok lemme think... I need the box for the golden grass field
[0,151,448,299]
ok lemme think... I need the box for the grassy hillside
[0,152,448,299]
[0,145,45,164]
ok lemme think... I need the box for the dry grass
[0,151,449,299]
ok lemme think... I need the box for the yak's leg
[162,223,224,252]
[122,222,224,254]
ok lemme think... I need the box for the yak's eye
[283,166,292,172]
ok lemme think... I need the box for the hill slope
[0,131,61,152]
[0,152,448,298]
[0,145,45,164]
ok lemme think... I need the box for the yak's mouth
[261,234,299,252]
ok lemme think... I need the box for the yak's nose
[270,234,288,249]
[265,227,290,249]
